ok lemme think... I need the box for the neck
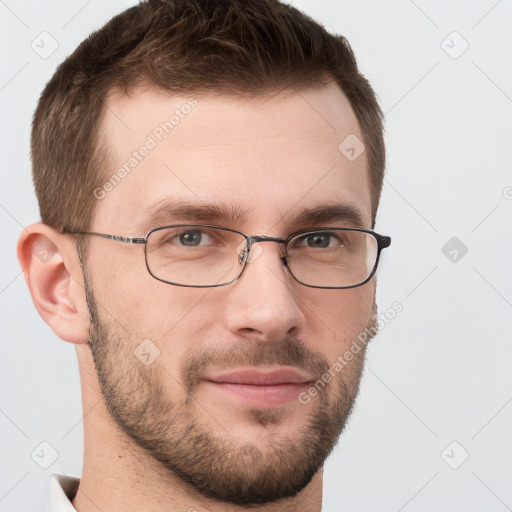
[71,345,324,512]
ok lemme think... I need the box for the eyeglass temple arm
[64,230,146,244]
[377,235,391,248]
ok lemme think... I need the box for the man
[17,0,390,510]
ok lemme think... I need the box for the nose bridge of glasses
[238,235,288,264]
[250,235,287,245]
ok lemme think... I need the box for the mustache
[181,336,331,394]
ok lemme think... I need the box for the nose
[222,241,306,342]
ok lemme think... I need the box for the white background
[1,1,511,510]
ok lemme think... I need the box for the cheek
[303,284,375,358]
[88,249,211,343]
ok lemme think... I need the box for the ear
[17,223,89,344]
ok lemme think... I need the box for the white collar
[49,474,80,511]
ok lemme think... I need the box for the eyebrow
[139,198,369,233]
[140,199,251,233]
[284,203,369,229]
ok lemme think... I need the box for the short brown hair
[32,0,385,232]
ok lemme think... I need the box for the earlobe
[17,223,89,344]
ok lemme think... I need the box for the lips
[202,367,314,406]
[204,367,314,386]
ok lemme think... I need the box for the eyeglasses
[65,225,391,289]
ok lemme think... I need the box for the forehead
[95,82,372,233]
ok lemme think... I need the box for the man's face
[83,82,377,505]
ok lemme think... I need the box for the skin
[18,81,378,511]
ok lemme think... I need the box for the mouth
[202,367,314,406]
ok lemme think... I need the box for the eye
[293,232,344,249]
[173,229,214,247]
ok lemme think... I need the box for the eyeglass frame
[64,224,391,290]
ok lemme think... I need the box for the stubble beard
[83,269,375,506]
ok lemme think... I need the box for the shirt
[48,474,79,511]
